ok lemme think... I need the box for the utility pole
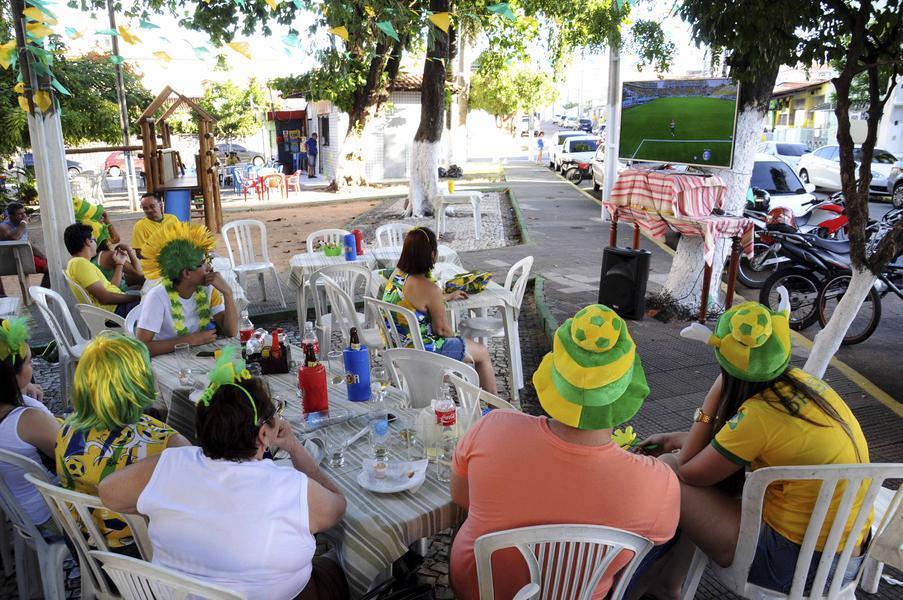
[12,0,74,293]
[107,0,139,211]
[602,36,621,220]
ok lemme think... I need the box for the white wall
[877,82,903,157]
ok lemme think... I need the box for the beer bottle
[349,327,361,351]
[305,344,318,368]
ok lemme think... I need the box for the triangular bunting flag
[293,0,303,7]
[23,7,57,25]
[364,6,376,17]
[64,27,81,39]
[233,0,246,7]
[117,25,140,45]
[428,12,450,33]
[26,22,53,39]
[95,28,118,36]
[139,19,159,29]
[153,50,173,64]
[375,20,399,41]
[487,2,515,21]
[0,40,16,70]
[33,90,52,112]
[227,41,252,60]
[23,0,56,19]
[110,55,125,65]
[327,26,349,41]
[50,76,70,96]
[17,95,29,113]
[265,0,279,9]
[13,82,25,94]
[282,33,300,47]
[193,45,211,59]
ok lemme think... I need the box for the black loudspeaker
[598,247,651,320]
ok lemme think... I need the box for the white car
[547,131,585,170]
[556,136,601,172]
[215,143,265,166]
[796,144,899,196]
[590,146,627,192]
[750,153,817,217]
[756,141,810,169]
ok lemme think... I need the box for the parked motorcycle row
[745,191,903,345]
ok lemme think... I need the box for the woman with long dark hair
[0,318,60,531]
[632,297,870,598]
[383,226,498,393]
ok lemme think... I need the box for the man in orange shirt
[450,304,679,599]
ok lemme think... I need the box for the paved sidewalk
[458,160,903,599]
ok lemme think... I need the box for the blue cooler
[343,346,371,401]
[163,189,191,222]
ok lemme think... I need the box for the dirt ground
[1,198,386,297]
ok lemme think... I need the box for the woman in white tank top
[99,349,349,600]
[0,318,60,530]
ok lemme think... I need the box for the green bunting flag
[292,0,303,7]
[139,19,159,29]
[487,2,515,20]
[51,76,71,96]
[110,55,125,65]
[95,28,118,36]
[282,33,300,47]
[192,45,211,59]
[64,26,80,37]
[233,0,246,7]
[375,20,400,41]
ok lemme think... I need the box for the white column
[602,43,621,221]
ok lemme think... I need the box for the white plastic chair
[474,524,653,600]
[383,348,479,409]
[318,274,383,354]
[458,256,533,403]
[64,271,93,305]
[221,219,286,307]
[374,223,411,248]
[0,450,70,600]
[305,228,351,253]
[89,551,246,600]
[854,485,903,593]
[445,371,516,433]
[30,286,88,406]
[124,304,141,336]
[28,474,153,600]
[680,463,903,600]
[364,297,425,350]
[76,304,126,336]
[308,265,378,353]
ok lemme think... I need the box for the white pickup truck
[555,135,602,172]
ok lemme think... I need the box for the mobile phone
[196,351,215,357]
[637,442,663,456]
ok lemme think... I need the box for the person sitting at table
[0,317,60,534]
[136,220,238,356]
[132,193,179,259]
[56,332,190,555]
[631,297,871,598]
[382,226,497,393]
[98,347,349,600]
[64,224,141,317]
[450,304,679,599]
[0,201,50,288]
[74,198,145,289]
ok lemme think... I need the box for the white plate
[357,459,428,493]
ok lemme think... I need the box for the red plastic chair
[261,173,287,200]
[286,170,304,193]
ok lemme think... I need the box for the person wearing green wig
[631,293,871,598]
[55,331,190,553]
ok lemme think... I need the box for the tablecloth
[288,252,379,289]
[369,244,462,269]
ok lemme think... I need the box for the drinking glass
[326,436,347,470]
[327,351,344,385]
[369,414,390,461]
[175,343,192,386]
[397,414,424,461]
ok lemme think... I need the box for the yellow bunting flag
[428,12,451,33]
[265,0,280,9]
[17,95,29,112]
[327,26,349,41]
[33,90,52,112]
[117,25,140,45]
[23,7,57,25]
[227,41,252,60]
[13,82,25,94]
[0,40,16,70]
[364,6,375,17]
[26,22,53,39]
[153,50,173,64]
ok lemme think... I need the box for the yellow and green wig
[0,317,30,364]
[680,290,791,383]
[533,305,649,430]
[73,197,110,247]
[142,220,215,282]
[68,332,157,431]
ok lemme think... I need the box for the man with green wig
[449,305,680,600]
[136,221,238,356]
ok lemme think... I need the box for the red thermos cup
[352,229,364,255]
[299,364,329,413]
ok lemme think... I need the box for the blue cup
[343,346,371,401]
[343,233,356,261]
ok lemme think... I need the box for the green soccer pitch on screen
[618,78,740,169]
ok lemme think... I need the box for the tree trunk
[407,0,450,217]
[664,62,779,311]
[803,267,876,378]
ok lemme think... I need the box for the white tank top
[137,447,317,599]
[0,396,56,525]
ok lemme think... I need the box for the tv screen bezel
[617,77,741,170]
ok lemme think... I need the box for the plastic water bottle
[433,395,457,483]
[301,321,319,359]
[368,384,390,461]
[238,310,254,343]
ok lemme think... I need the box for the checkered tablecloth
[151,344,464,597]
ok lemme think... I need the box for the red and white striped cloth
[605,169,753,265]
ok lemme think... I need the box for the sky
[50,1,709,99]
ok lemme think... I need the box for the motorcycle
[562,161,591,184]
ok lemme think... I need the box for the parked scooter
[562,161,591,184]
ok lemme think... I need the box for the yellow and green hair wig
[142,220,215,282]
[68,332,157,431]
[73,197,110,247]
[0,317,30,363]
[533,305,649,430]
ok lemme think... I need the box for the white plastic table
[436,191,482,239]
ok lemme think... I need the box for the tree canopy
[469,52,557,119]
[169,79,269,141]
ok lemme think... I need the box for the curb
[533,275,559,343]
[506,188,532,246]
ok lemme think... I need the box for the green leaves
[470,53,557,118]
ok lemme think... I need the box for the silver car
[756,141,810,169]
[797,144,901,206]
[215,143,266,166]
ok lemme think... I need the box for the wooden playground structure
[138,86,223,232]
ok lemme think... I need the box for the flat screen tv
[618,78,740,169]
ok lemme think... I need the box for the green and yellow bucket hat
[709,301,791,382]
[533,304,649,430]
